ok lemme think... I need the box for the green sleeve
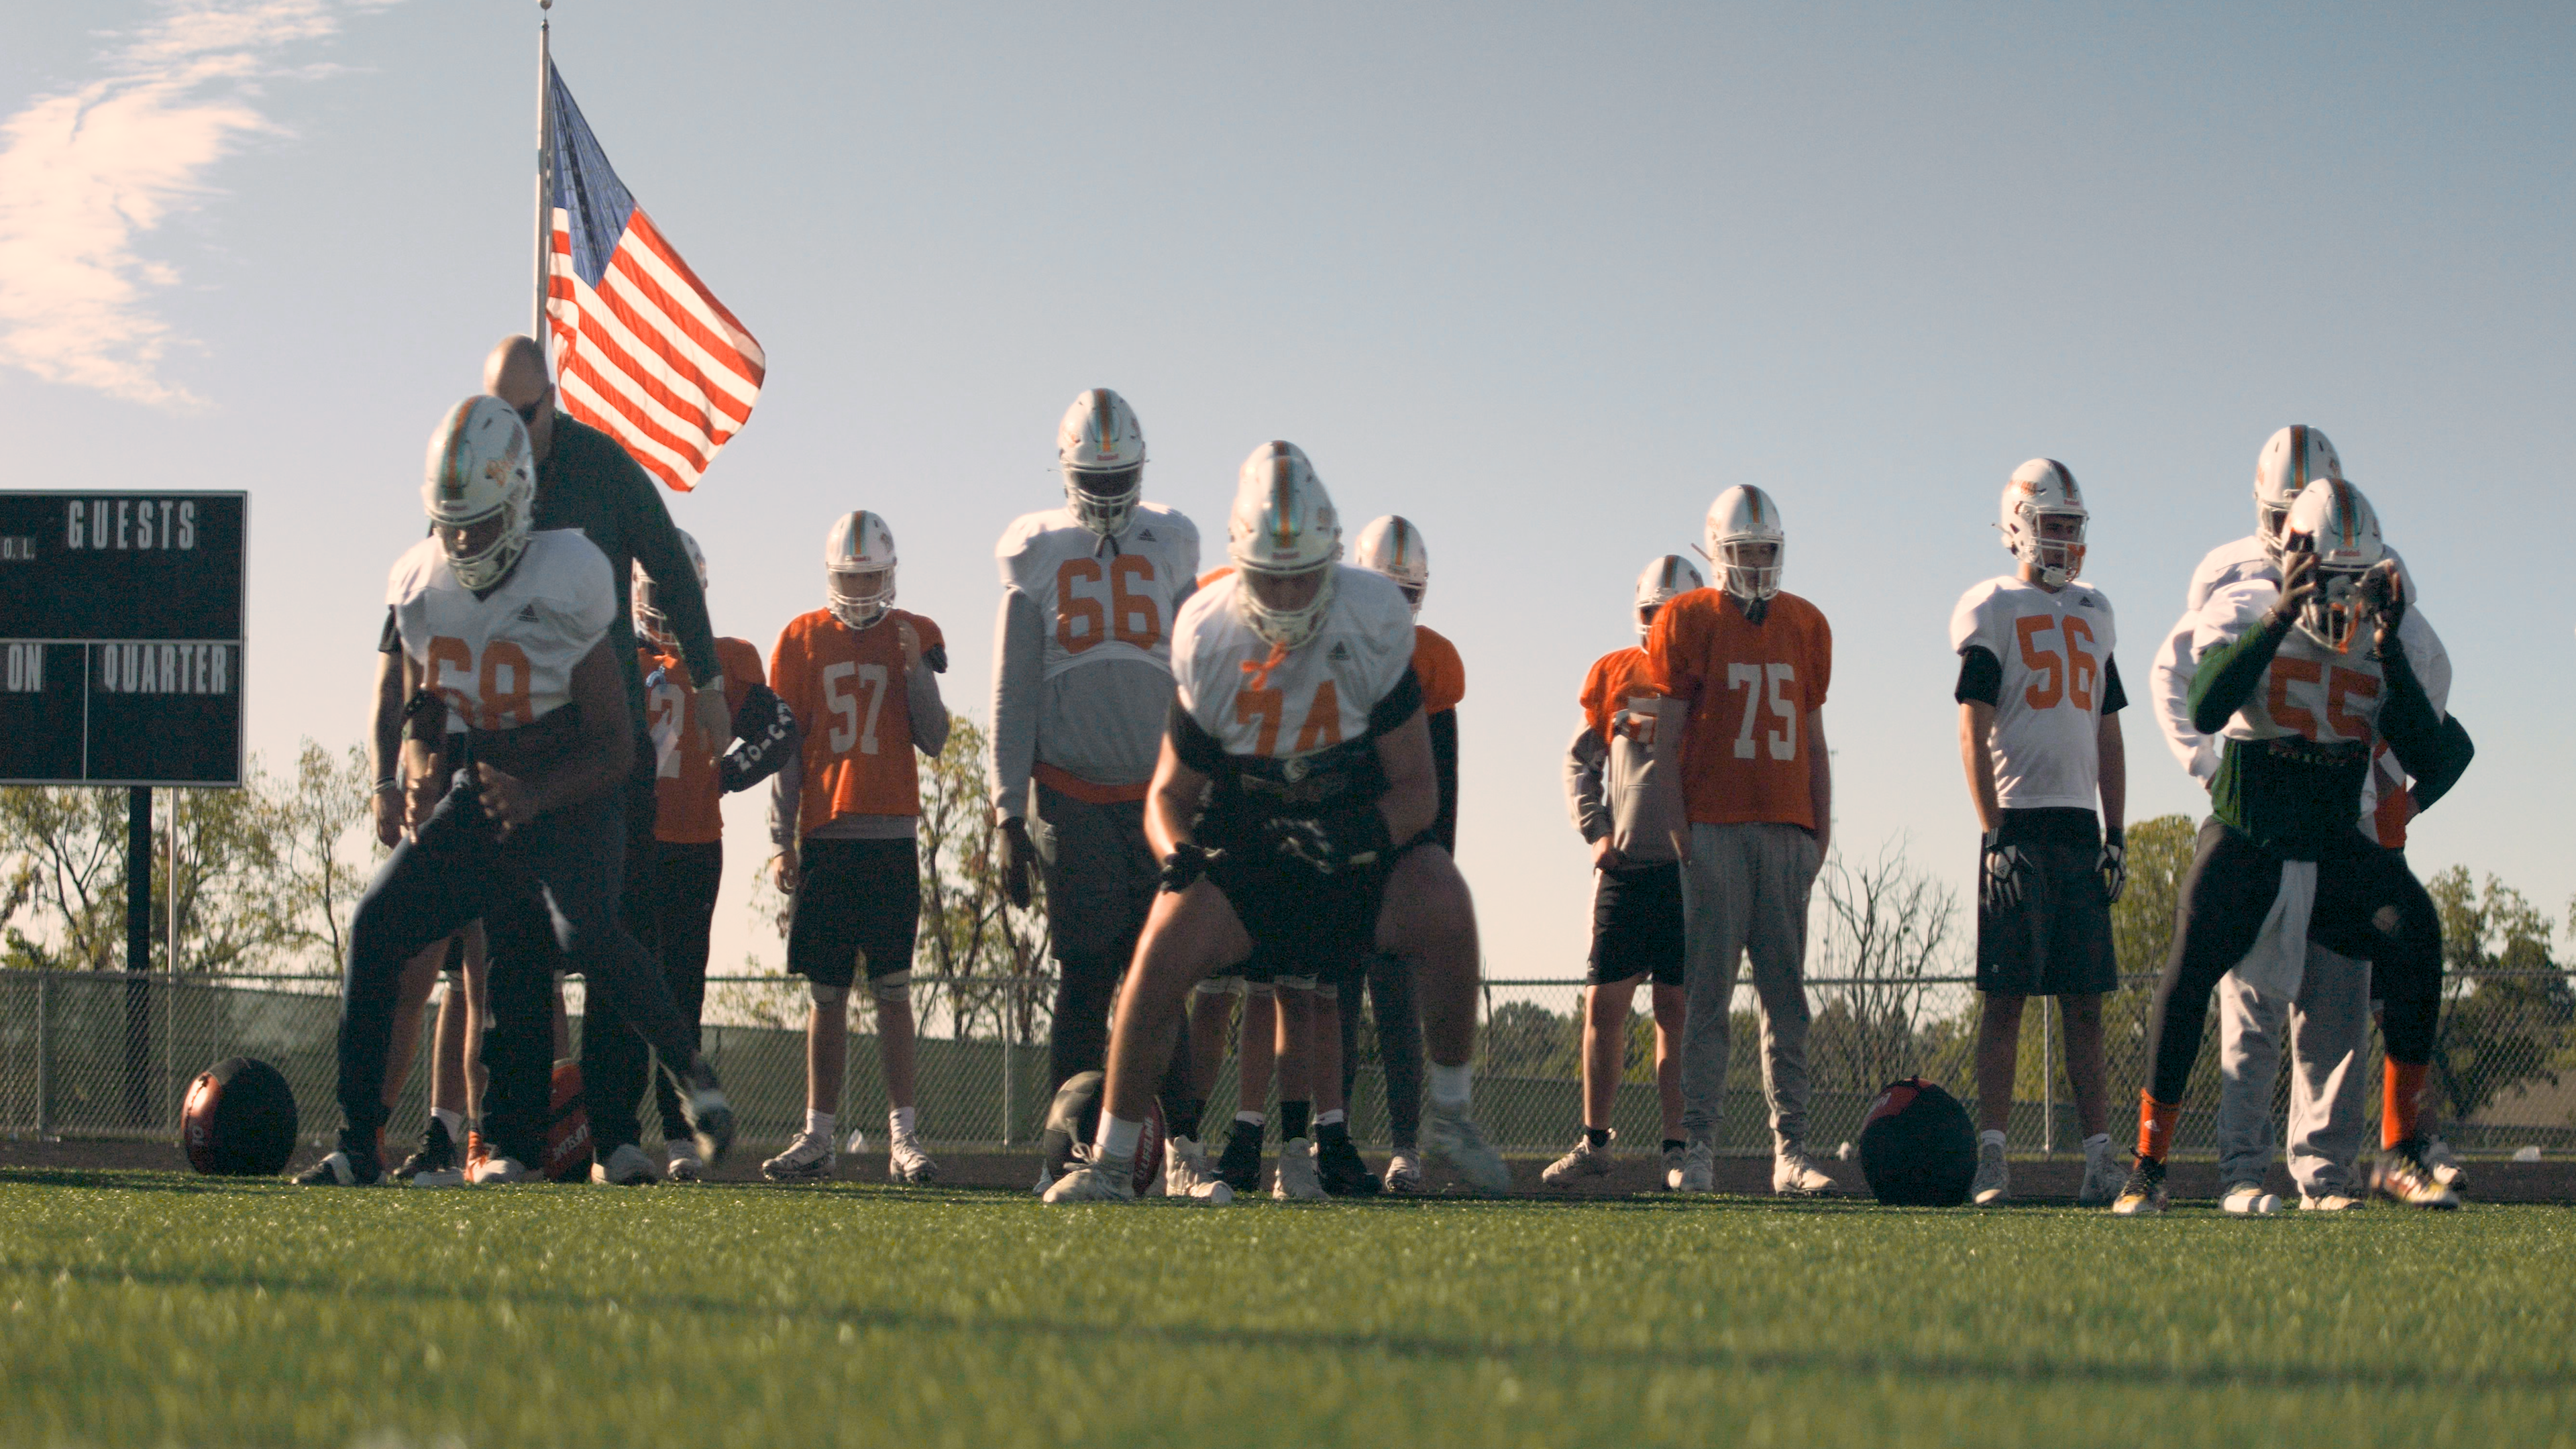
[621,464,723,688]
[2377,642,2471,804]
[2188,614,2290,737]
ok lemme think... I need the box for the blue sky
[3,1,2569,981]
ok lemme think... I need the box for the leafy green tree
[2427,865,2571,1120]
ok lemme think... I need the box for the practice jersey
[641,636,765,844]
[1173,567,1417,762]
[388,529,614,735]
[995,504,1199,681]
[1644,588,1831,830]
[771,608,946,833]
[1413,625,1465,715]
[1949,577,2123,812]
[1566,645,1686,861]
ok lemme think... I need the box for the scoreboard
[0,492,247,786]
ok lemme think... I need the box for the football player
[989,390,1226,1199]
[1950,460,2128,1208]
[631,533,794,1181]
[1646,485,1841,1196]
[300,398,733,1185]
[762,511,945,1185]
[1546,555,1701,1191]
[1042,441,1511,1201]
[2116,478,2473,1214]
[2148,427,2457,1211]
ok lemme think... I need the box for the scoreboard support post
[125,788,153,1126]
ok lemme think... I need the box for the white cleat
[1040,1153,1136,1204]
[761,1129,837,1183]
[592,1143,661,1186]
[1423,1101,1513,1193]
[1676,1140,1716,1193]
[1273,1138,1326,1200]
[2300,1191,2362,1212]
[1541,1131,1615,1189]
[2078,1138,2126,1206]
[1664,1142,1689,1191]
[2423,1137,2468,1193]
[888,1129,938,1185]
[1382,1150,1424,1194]
[466,1153,528,1185]
[1772,1145,1839,1196]
[1163,1136,1235,1203]
[1970,1140,2009,1206]
[663,1142,704,1183]
[2220,1183,2282,1215]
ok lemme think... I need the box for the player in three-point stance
[1546,555,1703,1191]
[1951,460,2128,1208]
[1043,441,1511,1201]
[988,390,1227,1199]
[2114,477,2473,1214]
[761,511,946,1185]
[301,397,733,1185]
[2148,425,2458,1212]
[1646,486,1841,1195]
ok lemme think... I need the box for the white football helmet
[2255,425,2343,559]
[823,511,898,631]
[1632,554,1705,636]
[633,529,707,649]
[1352,515,1430,618]
[1998,458,2089,587]
[1705,485,1784,606]
[2280,478,2385,654]
[1058,388,1147,537]
[422,395,536,592]
[1226,440,1342,650]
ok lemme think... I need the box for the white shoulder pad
[1169,572,1238,710]
[386,536,442,608]
[994,508,1076,586]
[2191,578,2276,661]
[1336,566,1418,703]
[1947,577,2011,655]
[2185,536,2269,613]
[527,530,617,644]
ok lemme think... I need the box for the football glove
[1980,830,2032,914]
[998,817,1035,910]
[1159,841,1224,895]
[717,685,798,794]
[2098,828,2127,904]
[2360,561,2407,655]
[1266,805,1394,877]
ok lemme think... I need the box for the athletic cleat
[761,1130,837,1183]
[2371,1138,2461,1210]
[1663,1142,1689,1191]
[2110,1156,2167,1216]
[2423,1137,2468,1193]
[888,1129,938,1185]
[466,1151,528,1185]
[1216,1122,1265,1195]
[1541,1131,1615,1189]
[1382,1149,1424,1195]
[2078,1137,2125,1206]
[664,1142,704,1183]
[294,1144,382,1187]
[1161,1136,1236,1203]
[1040,1152,1136,1204]
[675,1053,736,1167]
[1423,1101,1513,1193]
[2220,1182,2281,1215]
[1273,1137,1326,1200]
[1316,1134,1381,1197]
[2300,1191,2361,1212]
[1970,1140,2009,1206]
[1676,1140,1716,1193]
[592,1142,660,1186]
[1773,1145,1838,1196]
[394,1119,459,1183]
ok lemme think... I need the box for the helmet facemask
[633,566,673,647]
[1065,464,1143,537]
[1717,539,1782,612]
[441,498,529,593]
[828,564,896,631]
[2014,508,2088,588]
[1236,559,1338,651]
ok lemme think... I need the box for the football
[1857,1077,1976,1207]
[180,1057,298,1177]
[1038,1069,1167,1194]
[541,1059,593,1182]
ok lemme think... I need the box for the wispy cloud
[0,2,380,409]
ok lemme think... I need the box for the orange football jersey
[1644,589,1831,829]
[771,608,947,833]
[1413,625,1465,715]
[1578,645,1660,747]
[641,636,765,845]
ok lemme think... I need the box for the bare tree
[1805,836,1964,1093]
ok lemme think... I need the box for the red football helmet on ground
[182,1057,298,1176]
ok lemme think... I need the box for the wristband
[372,778,402,798]
[1159,842,1220,894]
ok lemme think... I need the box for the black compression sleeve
[1427,708,1460,854]
[1168,698,1225,774]
[378,604,401,655]
[1953,646,2002,706]
[2102,655,2128,714]
[1367,669,1426,737]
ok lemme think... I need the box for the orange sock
[2135,1090,2178,1163]
[2384,1059,2428,1149]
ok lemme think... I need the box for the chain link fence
[4,967,2571,1158]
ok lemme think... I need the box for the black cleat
[294,1132,384,1186]
[394,1118,458,1183]
[1316,1132,1381,1197]
[1216,1121,1264,1195]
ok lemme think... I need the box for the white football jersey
[2191,580,2394,746]
[1949,576,2118,811]
[388,529,615,733]
[1174,567,1415,760]
[995,504,1200,683]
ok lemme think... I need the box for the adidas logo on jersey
[516,603,541,624]
[1328,641,1353,663]
[1138,528,1157,543]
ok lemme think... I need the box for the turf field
[5,1170,2575,1448]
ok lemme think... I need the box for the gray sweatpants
[1677,822,1821,1154]
[2214,945,2374,1197]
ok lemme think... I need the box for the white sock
[1316,1108,1346,1128]
[1096,1113,1142,1164]
[1979,1130,2006,1150]
[890,1105,916,1137]
[2082,1132,2112,1156]
[1235,1110,1266,1128]
[433,1108,463,1138]
[1429,1062,1472,1110]
[806,1110,835,1141]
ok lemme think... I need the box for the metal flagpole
[532,1,555,347]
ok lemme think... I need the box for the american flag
[543,61,765,492]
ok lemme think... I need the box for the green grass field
[5,1170,2576,1448]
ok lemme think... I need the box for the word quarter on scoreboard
[0,492,247,787]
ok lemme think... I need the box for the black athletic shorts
[1589,860,1685,987]
[1976,808,2116,997]
[786,837,920,988]
[1204,836,1419,985]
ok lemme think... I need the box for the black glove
[998,817,1034,910]
[1159,841,1224,894]
[1980,829,2032,913]
[2361,561,2408,656]
[1265,805,1394,876]
[717,685,798,794]
[2098,826,2127,905]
